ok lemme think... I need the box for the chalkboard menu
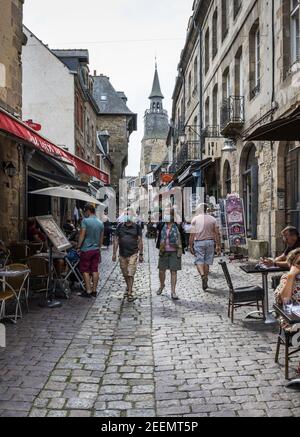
[224,195,247,247]
[36,216,71,251]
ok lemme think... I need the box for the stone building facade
[0,0,26,240]
[168,0,300,256]
[140,65,169,179]
[93,74,137,191]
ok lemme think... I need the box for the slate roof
[52,49,89,62]
[52,50,89,72]
[93,75,135,115]
[149,66,164,99]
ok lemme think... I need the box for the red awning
[0,108,110,185]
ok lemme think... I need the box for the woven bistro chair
[8,242,28,264]
[26,256,50,300]
[219,260,265,323]
[27,242,43,257]
[0,264,29,322]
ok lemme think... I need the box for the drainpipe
[269,0,275,256]
[194,19,203,188]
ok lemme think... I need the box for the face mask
[163,216,171,223]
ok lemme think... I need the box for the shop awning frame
[0,107,110,184]
[244,109,300,142]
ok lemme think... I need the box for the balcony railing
[202,125,220,138]
[220,96,245,137]
[174,141,201,172]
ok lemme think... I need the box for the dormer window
[100,95,107,101]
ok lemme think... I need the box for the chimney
[94,70,97,76]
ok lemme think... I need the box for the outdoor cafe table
[0,268,30,291]
[240,264,289,325]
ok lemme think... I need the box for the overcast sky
[23,0,194,176]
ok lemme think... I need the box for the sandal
[127,294,136,302]
[157,286,165,296]
[171,292,179,301]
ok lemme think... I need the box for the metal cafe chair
[8,242,28,264]
[27,242,43,257]
[274,324,300,380]
[219,260,265,323]
[0,264,29,322]
[26,256,50,301]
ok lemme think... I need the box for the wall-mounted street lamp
[222,139,237,153]
[2,161,17,177]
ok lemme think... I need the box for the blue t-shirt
[81,216,104,252]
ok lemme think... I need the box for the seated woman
[27,218,48,250]
[275,248,300,329]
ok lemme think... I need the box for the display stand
[36,216,72,309]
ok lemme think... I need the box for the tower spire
[149,62,164,100]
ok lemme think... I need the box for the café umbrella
[30,185,104,206]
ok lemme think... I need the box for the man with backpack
[112,209,143,302]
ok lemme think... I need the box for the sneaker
[91,292,97,298]
[171,292,179,300]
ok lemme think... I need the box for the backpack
[54,279,71,299]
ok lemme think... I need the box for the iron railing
[173,141,201,172]
[220,96,245,135]
[202,125,220,138]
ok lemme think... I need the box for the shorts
[194,240,215,266]
[79,249,100,273]
[119,254,138,277]
[158,252,182,271]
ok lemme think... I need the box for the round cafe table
[240,264,289,325]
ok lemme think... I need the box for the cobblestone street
[1,239,300,417]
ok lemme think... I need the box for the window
[291,0,300,64]
[212,9,218,58]
[222,0,229,41]
[157,102,160,110]
[222,68,230,100]
[235,47,244,96]
[249,20,260,99]
[213,84,218,126]
[255,28,261,88]
[205,96,210,127]
[193,57,198,93]
[86,117,90,144]
[234,0,242,18]
[205,28,210,74]
[188,72,192,102]
[193,116,198,142]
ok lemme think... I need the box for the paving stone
[0,243,298,417]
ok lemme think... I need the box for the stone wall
[140,138,168,178]
[96,115,128,188]
[0,0,25,241]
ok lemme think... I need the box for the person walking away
[102,214,111,249]
[189,203,221,291]
[112,212,143,302]
[156,214,185,300]
[78,204,104,298]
